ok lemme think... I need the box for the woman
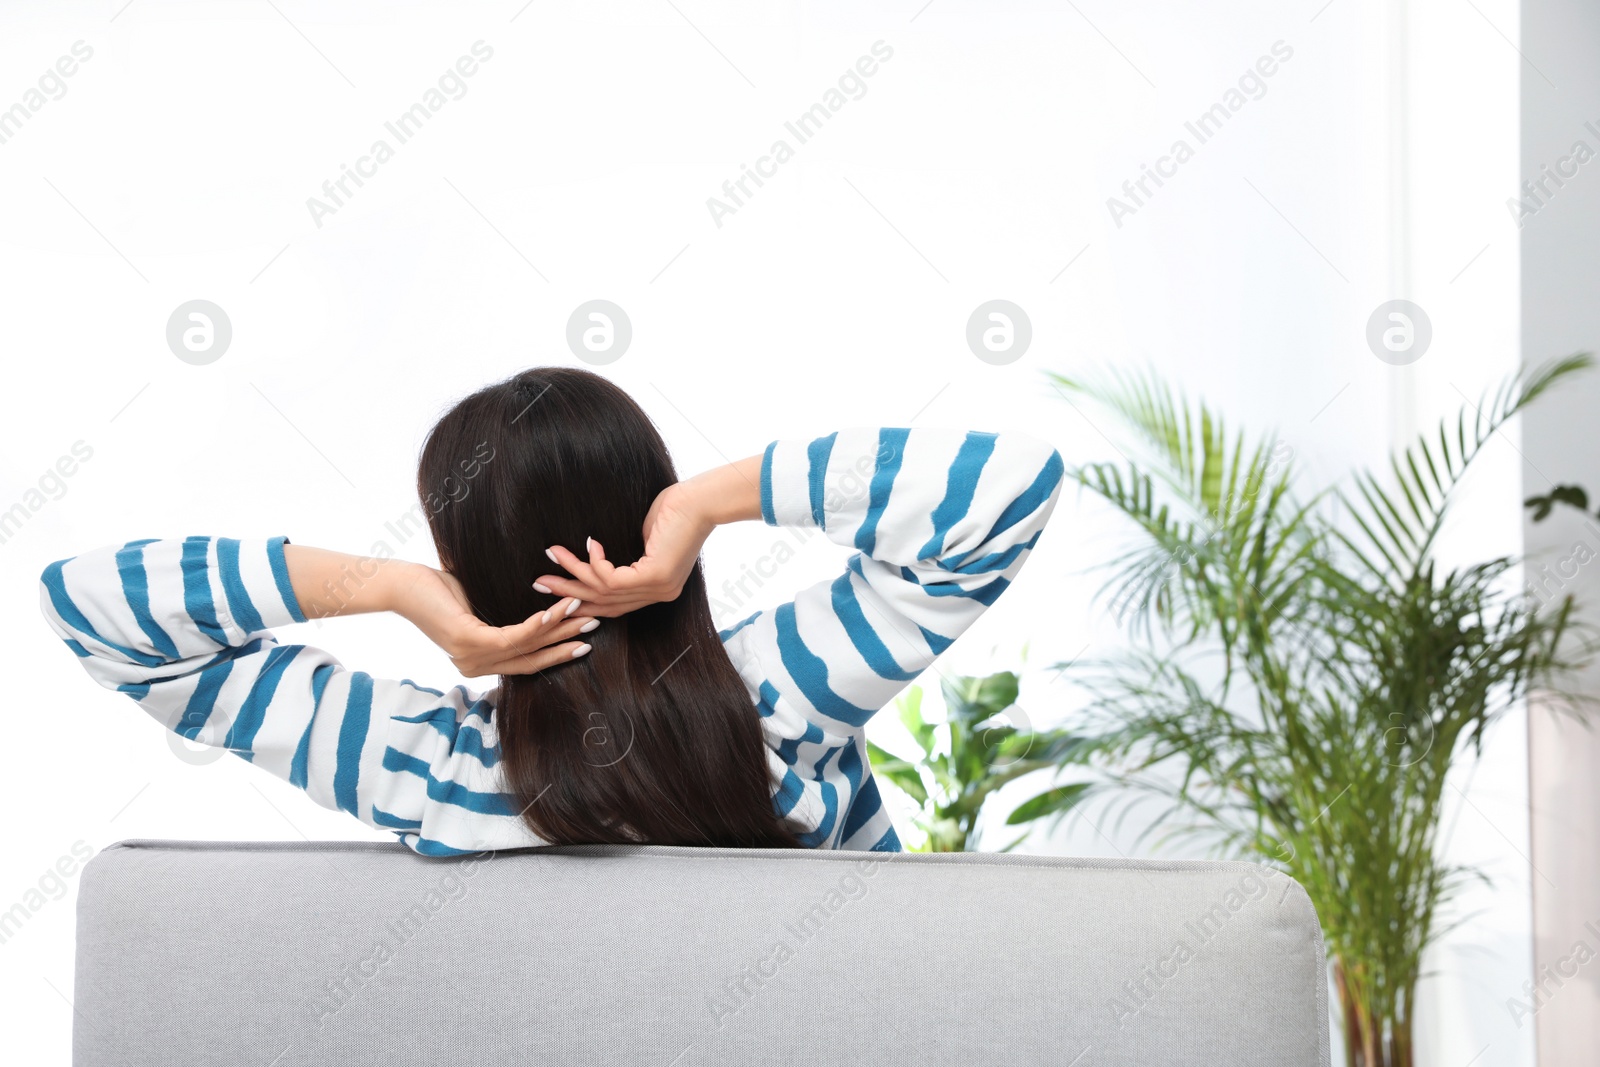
[41,368,1063,855]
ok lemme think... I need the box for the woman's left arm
[40,536,591,854]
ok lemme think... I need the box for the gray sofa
[73,840,1331,1065]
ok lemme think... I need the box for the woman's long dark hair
[417,367,798,848]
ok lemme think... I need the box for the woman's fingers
[585,537,619,585]
[540,595,587,626]
[529,576,637,618]
[509,606,594,648]
[466,640,593,678]
[540,548,644,601]
[531,574,599,601]
[537,540,679,616]
[546,543,608,590]
[493,597,578,644]
[453,610,600,676]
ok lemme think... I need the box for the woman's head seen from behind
[417,367,796,849]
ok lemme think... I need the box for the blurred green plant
[866,670,1091,853]
[1049,355,1594,1067]
[1524,483,1592,522]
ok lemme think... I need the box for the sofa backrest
[73,840,1330,1065]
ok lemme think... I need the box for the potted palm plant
[1048,356,1593,1067]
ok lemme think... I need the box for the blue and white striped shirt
[41,428,1062,856]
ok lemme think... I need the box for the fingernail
[545,548,557,563]
[586,537,597,553]
[540,610,552,624]
[579,619,600,633]
[572,643,592,659]
[533,582,552,594]
[564,598,581,617]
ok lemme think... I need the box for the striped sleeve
[724,428,1063,849]
[39,536,540,856]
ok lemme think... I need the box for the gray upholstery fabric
[73,840,1331,1065]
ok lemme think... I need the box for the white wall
[0,1,1529,1063]
[1520,0,1600,1063]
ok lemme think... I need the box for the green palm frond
[1339,354,1593,584]
[1049,366,1324,661]
[1005,783,1093,825]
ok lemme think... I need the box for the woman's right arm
[540,427,1064,724]
[736,427,1063,720]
